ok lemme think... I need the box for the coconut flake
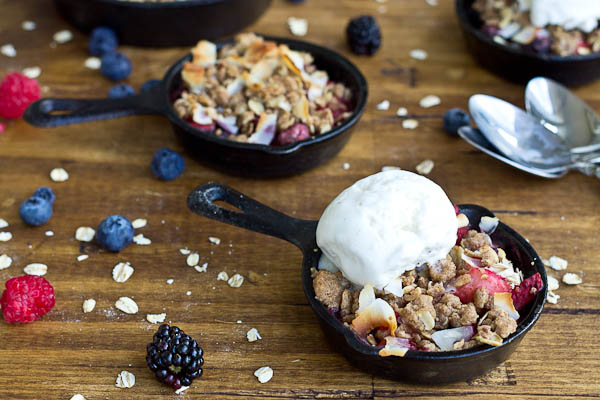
[248,113,277,145]
[217,115,239,135]
[352,298,397,337]
[431,326,474,351]
[493,292,520,320]
[192,103,213,125]
[479,216,499,234]
[357,284,376,312]
[383,277,403,297]
[378,336,412,357]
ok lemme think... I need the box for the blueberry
[19,197,52,226]
[33,187,55,204]
[151,148,185,181]
[108,84,136,98]
[88,26,118,57]
[96,215,134,252]
[100,51,132,81]
[443,108,471,136]
[140,79,161,93]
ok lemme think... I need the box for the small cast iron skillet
[456,0,600,86]
[23,37,368,178]
[53,0,273,47]
[187,182,547,384]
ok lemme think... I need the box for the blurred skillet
[24,36,368,178]
[456,0,600,86]
[53,0,272,47]
[187,182,547,383]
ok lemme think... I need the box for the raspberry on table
[146,324,204,390]
[19,196,53,226]
[88,26,118,57]
[108,84,136,98]
[443,108,471,137]
[0,275,55,323]
[346,15,381,56]
[100,51,132,81]
[97,215,134,252]
[33,186,56,204]
[0,73,41,120]
[151,148,185,181]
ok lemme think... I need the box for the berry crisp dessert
[172,33,354,146]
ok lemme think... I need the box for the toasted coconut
[226,77,245,96]
[245,40,278,63]
[248,99,265,115]
[479,216,499,234]
[464,248,482,259]
[248,113,277,145]
[216,115,239,135]
[277,97,292,112]
[352,298,397,337]
[281,50,305,76]
[461,253,482,268]
[474,332,503,346]
[417,310,435,331]
[378,337,411,357]
[357,283,376,313]
[293,96,310,122]
[383,277,403,298]
[493,292,520,320]
[191,40,217,67]
[456,213,469,228]
[306,71,329,101]
[192,103,213,125]
[224,55,253,68]
[181,62,205,92]
[431,326,474,351]
[512,26,538,45]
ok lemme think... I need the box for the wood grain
[0,0,599,399]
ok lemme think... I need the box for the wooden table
[1,0,599,399]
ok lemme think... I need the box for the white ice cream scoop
[520,0,600,33]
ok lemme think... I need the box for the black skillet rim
[455,0,600,64]
[303,204,548,361]
[87,0,237,9]
[159,35,369,156]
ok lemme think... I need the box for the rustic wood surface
[1,0,599,399]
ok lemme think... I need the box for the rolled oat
[24,263,48,276]
[254,366,273,383]
[112,262,134,283]
[228,273,244,288]
[82,299,96,313]
[75,227,95,242]
[115,370,135,388]
[115,297,139,314]
[0,254,12,270]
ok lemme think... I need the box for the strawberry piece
[512,272,543,311]
[454,267,512,304]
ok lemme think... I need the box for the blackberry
[346,15,381,56]
[146,324,204,390]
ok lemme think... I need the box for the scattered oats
[115,370,135,388]
[228,273,244,288]
[1,44,16,57]
[396,107,408,117]
[375,0,386,2]
[53,29,73,44]
[77,254,89,262]
[409,49,427,60]
[254,366,273,383]
[426,0,438,5]
[166,278,174,284]
[24,263,47,276]
[237,320,242,324]
[209,236,221,245]
[112,262,134,283]
[186,291,192,296]
[376,100,390,111]
[179,248,191,255]
[22,21,37,31]
[175,386,190,394]
[548,256,568,271]
[70,395,86,400]
[343,162,350,170]
[0,218,7,229]
[133,233,151,245]
[187,253,200,267]
[402,119,419,129]
[217,271,229,281]
[75,226,95,242]
[82,299,96,313]
[381,166,401,172]
[132,218,147,229]
[547,275,559,291]
[45,230,54,237]
[22,66,41,79]
[0,254,12,270]
[0,232,13,241]
[247,328,262,342]
[415,159,434,175]
[493,35,507,45]
[419,95,441,108]
[50,167,69,182]
[547,291,560,304]
[562,273,582,285]
[115,297,139,314]
[195,263,208,273]
[84,56,101,70]
[287,17,308,37]
[146,313,166,324]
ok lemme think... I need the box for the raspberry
[275,123,310,146]
[1,275,55,323]
[512,272,543,311]
[0,73,41,120]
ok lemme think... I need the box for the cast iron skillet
[187,182,547,383]
[23,37,368,178]
[456,0,600,86]
[53,0,273,47]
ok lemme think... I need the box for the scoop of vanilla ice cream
[520,0,600,33]
[316,170,458,289]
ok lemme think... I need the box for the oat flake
[1,44,16,57]
[146,313,166,324]
[0,218,7,229]
[548,256,568,271]
[0,254,12,270]
[381,166,401,172]
[247,328,262,342]
[0,232,13,242]
[419,95,441,108]
[115,370,135,388]
[254,366,273,383]
[209,236,221,245]
[75,226,95,242]
[132,218,147,229]
[112,262,134,283]
[186,253,200,267]
[562,273,582,285]
[409,49,428,60]
[82,299,96,313]
[175,386,190,394]
[84,57,101,70]
[228,273,244,288]
[186,291,192,296]
[22,21,36,31]
[376,100,390,111]
[547,275,559,291]
[547,291,560,304]
[402,119,419,129]
[166,278,174,285]
[396,107,408,117]
[115,297,138,314]
[22,66,41,79]
[415,159,434,175]
[217,271,229,281]
[50,167,69,182]
[287,17,308,37]
[133,233,151,245]
[179,248,191,255]
[343,162,350,170]
[45,230,54,237]
[53,29,73,44]
[195,263,208,273]
[24,263,48,276]
[77,254,89,262]
[70,395,86,400]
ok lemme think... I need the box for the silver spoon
[468,95,600,178]
[525,77,600,154]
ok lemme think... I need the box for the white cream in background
[316,170,458,289]
[519,0,600,33]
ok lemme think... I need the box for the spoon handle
[572,154,600,178]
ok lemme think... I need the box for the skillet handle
[23,84,167,128]
[187,182,318,252]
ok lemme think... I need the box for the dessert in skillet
[172,33,354,146]
[473,0,600,56]
[312,170,542,355]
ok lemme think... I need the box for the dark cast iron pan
[23,37,368,178]
[456,0,600,86]
[53,0,273,47]
[187,182,547,384]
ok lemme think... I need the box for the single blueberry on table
[346,15,381,56]
[33,187,55,204]
[89,26,118,57]
[151,148,185,181]
[96,215,134,252]
[140,79,161,93]
[443,108,471,136]
[108,84,136,98]
[19,197,52,226]
[101,51,132,81]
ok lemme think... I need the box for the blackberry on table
[146,324,204,390]
[346,15,381,56]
